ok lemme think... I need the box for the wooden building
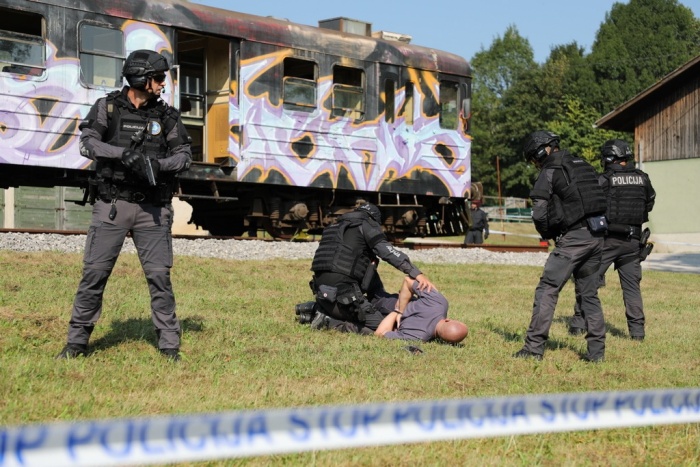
[596,55,700,253]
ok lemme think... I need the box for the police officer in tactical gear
[57,49,192,361]
[514,131,607,362]
[308,203,435,333]
[569,139,656,340]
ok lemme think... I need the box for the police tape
[2,388,700,466]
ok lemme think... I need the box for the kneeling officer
[308,203,434,333]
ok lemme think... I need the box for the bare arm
[375,277,415,337]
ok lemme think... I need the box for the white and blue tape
[2,388,699,466]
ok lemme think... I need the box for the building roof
[595,54,700,132]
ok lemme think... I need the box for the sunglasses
[150,73,167,82]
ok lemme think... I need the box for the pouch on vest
[316,284,337,304]
[586,215,608,233]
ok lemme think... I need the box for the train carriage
[0,0,473,238]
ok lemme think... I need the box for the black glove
[121,149,142,169]
[484,232,489,240]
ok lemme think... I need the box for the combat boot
[310,311,330,330]
[56,343,87,359]
[513,348,543,361]
[159,348,181,362]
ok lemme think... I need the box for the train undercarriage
[177,162,470,240]
[0,162,471,240]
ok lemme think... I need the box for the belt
[608,226,642,240]
[567,220,587,231]
[101,189,159,204]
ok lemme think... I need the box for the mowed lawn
[0,249,699,466]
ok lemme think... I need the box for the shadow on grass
[552,316,628,338]
[486,321,617,360]
[89,315,204,353]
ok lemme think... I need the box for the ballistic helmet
[356,203,382,224]
[436,319,469,344]
[122,49,169,90]
[600,139,633,166]
[523,130,560,164]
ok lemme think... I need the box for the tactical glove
[121,149,142,169]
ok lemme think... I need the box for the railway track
[0,228,549,253]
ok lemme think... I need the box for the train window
[332,65,364,120]
[399,82,414,125]
[179,47,205,119]
[0,8,45,76]
[384,79,395,123]
[79,24,124,88]
[283,57,317,112]
[439,80,459,130]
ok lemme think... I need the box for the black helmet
[601,139,633,166]
[523,130,560,164]
[122,49,169,89]
[356,203,382,224]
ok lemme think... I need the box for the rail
[0,228,548,253]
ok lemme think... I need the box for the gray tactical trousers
[66,199,180,350]
[571,235,645,338]
[523,227,606,361]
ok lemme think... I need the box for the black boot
[295,301,317,324]
[56,343,87,359]
[159,348,181,362]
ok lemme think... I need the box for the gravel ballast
[0,232,548,267]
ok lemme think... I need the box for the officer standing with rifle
[57,49,192,361]
[569,140,656,341]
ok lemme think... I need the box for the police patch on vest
[121,121,146,133]
[611,175,644,186]
[147,121,162,136]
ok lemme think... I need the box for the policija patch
[611,174,644,186]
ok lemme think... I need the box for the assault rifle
[130,128,157,187]
[639,227,654,262]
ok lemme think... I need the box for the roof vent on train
[318,17,372,36]
[372,30,412,44]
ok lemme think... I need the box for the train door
[175,31,235,163]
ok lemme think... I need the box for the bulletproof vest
[94,91,172,187]
[546,152,607,228]
[105,91,169,159]
[311,212,374,282]
[604,167,648,226]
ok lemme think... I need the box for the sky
[191,0,700,64]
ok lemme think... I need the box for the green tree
[549,97,628,171]
[469,25,537,197]
[586,0,700,113]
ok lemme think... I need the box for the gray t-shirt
[384,282,448,342]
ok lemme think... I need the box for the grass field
[1,249,699,466]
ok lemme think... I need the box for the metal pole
[496,156,504,240]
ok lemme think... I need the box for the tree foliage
[469,0,700,198]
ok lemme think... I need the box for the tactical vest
[603,168,648,226]
[93,91,180,201]
[311,212,374,282]
[546,153,607,228]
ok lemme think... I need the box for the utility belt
[94,179,172,206]
[312,279,376,322]
[607,223,642,240]
[566,219,588,231]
